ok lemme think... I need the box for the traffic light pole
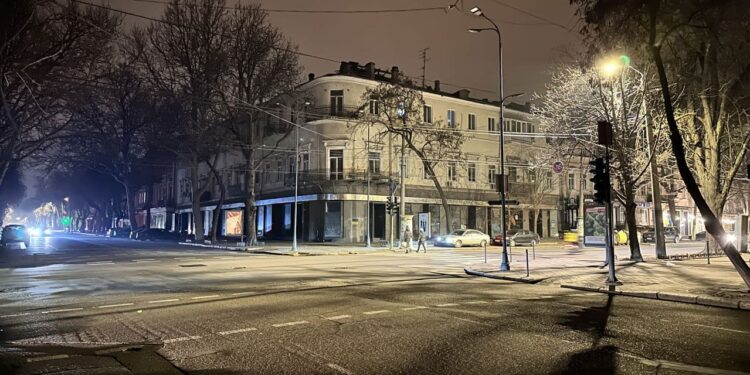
[604,147,618,286]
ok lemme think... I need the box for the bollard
[706,239,710,264]
[532,241,536,260]
[525,249,529,277]
[484,241,487,264]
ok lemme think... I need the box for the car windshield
[451,230,466,236]
[3,226,26,240]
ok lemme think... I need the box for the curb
[464,267,545,284]
[178,242,247,251]
[560,284,748,311]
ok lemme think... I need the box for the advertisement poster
[584,206,607,247]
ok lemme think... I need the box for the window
[288,156,295,176]
[468,163,476,182]
[546,171,553,187]
[423,163,431,179]
[329,149,344,180]
[369,99,379,115]
[468,114,476,130]
[488,117,497,132]
[508,167,517,182]
[264,163,271,183]
[447,109,456,127]
[330,90,344,116]
[400,154,409,178]
[368,152,381,174]
[276,160,283,182]
[423,105,432,123]
[284,204,292,230]
[448,163,457,181]
[488,165,497,190]
[568,173,575,190]
[301,152,310,171]
[529,171,536,183]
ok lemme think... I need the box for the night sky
[108,0,582,102]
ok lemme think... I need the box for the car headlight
[43,228,52,235]
[29,228,41,237]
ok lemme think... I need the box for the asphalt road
[1,234,748,375]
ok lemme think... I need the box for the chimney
[455,89,470,99]
[434,80,441,92]
[339,61,352,74]
[308,73,315,82]
[390,66,400,83]
[365,62,375,79]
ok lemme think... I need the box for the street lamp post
[469,6,519,271]
[292,101,310,253]
[366,119,372,248]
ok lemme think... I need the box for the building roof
[301,61,532,114]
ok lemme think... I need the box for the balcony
[305,105,363,121]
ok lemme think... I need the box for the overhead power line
[128,0,456,14]
[487,0,572,31]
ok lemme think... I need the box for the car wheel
[454,240,462,248]
[480,240,487,247]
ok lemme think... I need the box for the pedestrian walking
[403,226,412,253]
[416,228,427,253]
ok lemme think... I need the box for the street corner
[464,266,547,284]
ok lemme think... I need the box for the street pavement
[1,233,749,374]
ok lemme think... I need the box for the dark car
[642,226,682,243]
[136,228,180,241]
[493,229,541,246]
[107,227,131,238]
[1,225,30,248]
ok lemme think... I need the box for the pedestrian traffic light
[589,157,610,204]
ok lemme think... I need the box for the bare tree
[133,0,232,241]
[0,0,119,190]
[356,82,466,234]
[535,65,665,261]
[526,153,557,236]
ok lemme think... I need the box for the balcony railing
[304,105,363,121]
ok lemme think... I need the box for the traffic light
[589,157,610,204]
[386,196,393,215]
[392,197,400,216]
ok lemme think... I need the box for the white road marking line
[272,320,309,328]
[133,259,160,263]
[230,291,256,296]
[181,258,203,260]
[363,310,390,315]
[86,261,114,265]
[327,363,355,375]
[148,298,180,304]
[191,295,220,300]
[1,312,31,318]
[26,354,69,363]
[325,315,352,320]
[163,335,202,344]
[216,257,240,260]
[494,299,512,302]
[41,308,84,314]
[435,303,460,307]
[402,306,428,311]
[692,323,750,335]
[218,327,257,336]
[97,303,134,309]
[464,301,489,305]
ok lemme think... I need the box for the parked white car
[435,229,491,248]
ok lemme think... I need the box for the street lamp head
[468,28,482,33]
[598,55,631,78]
[470,6,482,16]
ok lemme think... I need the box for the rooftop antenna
[419,48,430,88]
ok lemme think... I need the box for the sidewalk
[466,250,750,310]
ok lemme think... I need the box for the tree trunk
[211,174,226,243]
[533,208,540,235]
[242,157,257,246]
[124,184,137,232]
[667,195,679,232]
[648,14,750,288]
[625,200,643,261]
[191,162,205,242]
[423,160,451,234]
[0,161,9,191]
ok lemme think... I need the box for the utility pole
[646,112,666,258]
[419,48,430,88]
[399,137,406,248]
[577,149,585,249]
[388,133,394,250]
